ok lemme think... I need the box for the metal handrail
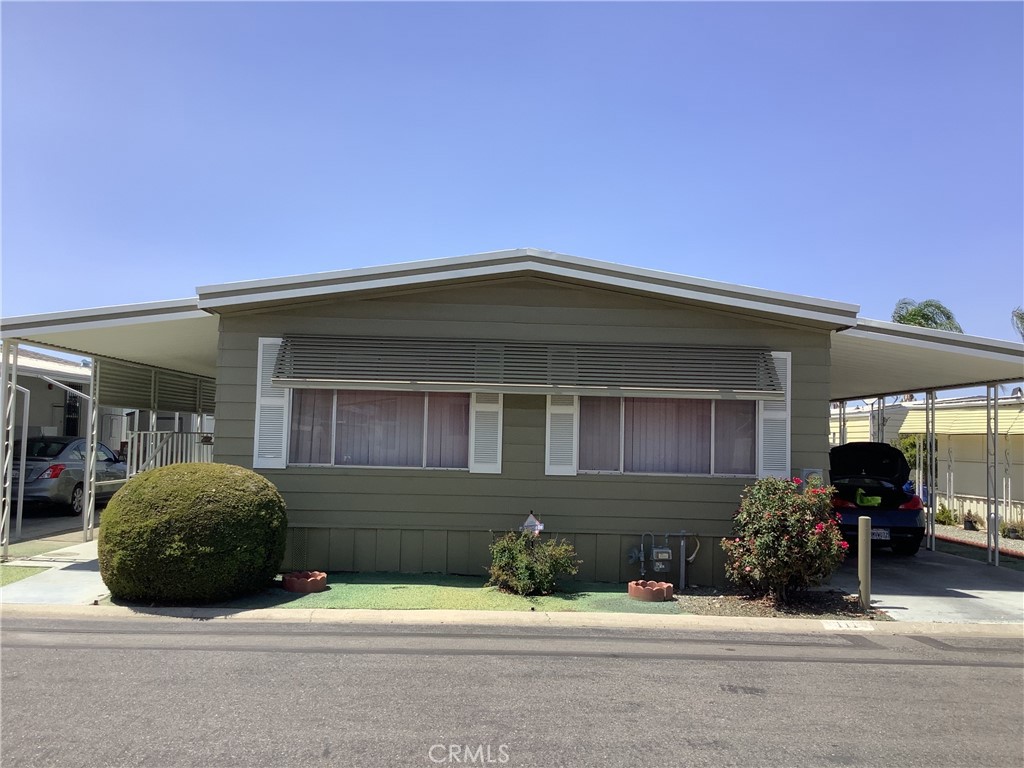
[126,431,214,476]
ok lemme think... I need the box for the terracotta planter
[282,571,328,593]
[628,580,674,602]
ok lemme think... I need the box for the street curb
[934,532,1024,561]
[2,603,1022,638]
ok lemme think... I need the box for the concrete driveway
[829,548,1024,624]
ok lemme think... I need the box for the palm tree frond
[891,298,963,333]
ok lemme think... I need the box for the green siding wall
[213,278,833,586]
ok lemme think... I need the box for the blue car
[829,442,925,556]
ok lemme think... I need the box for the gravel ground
[935,522,1024,557]
[671,585,888,621]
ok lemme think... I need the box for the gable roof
[196,248,861,329]
[2,248,1021,399]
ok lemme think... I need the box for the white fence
[127,431,214,477]
[941,493,1024,527]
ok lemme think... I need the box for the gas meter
[650,542,673,573]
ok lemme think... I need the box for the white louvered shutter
[253,338,289,469]
[469,393,503,474]
[758,351,791,479]
[545,394,578,476]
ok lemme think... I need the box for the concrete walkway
[1,539,109,605]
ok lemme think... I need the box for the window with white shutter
[469,392,503,474]
[758,351,791,479]
[545,394,578,476]
[253,338,289,469]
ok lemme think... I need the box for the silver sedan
[11,437,127,515]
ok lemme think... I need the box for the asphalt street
[2,618,1022,768]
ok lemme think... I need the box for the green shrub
[721,476,848,603]
[999,519,1023,539]
[487,531,580,596]
[935,504,957,526]
[99,463,287,604]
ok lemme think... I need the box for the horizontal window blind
[273,336,783,398]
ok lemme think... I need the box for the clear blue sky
[3,1,1022,340]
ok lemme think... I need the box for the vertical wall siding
[214,280,833,586]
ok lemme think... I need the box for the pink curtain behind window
[624,398,711,474]
[579,397,621,471]
[288,389,333,464]
[336,391,424,466]
[714,400,756,475]
[425,393,470,468]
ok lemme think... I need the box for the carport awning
[0,300,219,379]
[830,320,1024,401]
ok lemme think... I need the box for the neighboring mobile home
[3,249,1023,584]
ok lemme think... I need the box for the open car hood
[829,442,911,486]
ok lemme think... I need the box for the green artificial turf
[226,573,682,614]
[0,564,47,587]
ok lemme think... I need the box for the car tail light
[38,464,66,479]
[832,498,857,508]
[899,496,924,510]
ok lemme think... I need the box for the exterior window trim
[287,389,473,470]
[574,395,759,478]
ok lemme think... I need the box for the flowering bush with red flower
[721,476,847,603]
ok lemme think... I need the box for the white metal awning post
[40,373,98,542]
[986,385,1000,566]
[0,340,15,558]
[14,385,29,540]
[83,359,99,541]
[924,390,937,551]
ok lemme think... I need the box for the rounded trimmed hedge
[98,463,287,604]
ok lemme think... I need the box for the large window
[288,390,470,468]
[578,397,756,476]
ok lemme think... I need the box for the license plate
[871,528,890,541]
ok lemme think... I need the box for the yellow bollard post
[858,516,871,612]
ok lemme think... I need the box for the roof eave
[196,250,860,328]
[1,298,207,338]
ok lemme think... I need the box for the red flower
[792,477,802,485]
[839,540,850,550]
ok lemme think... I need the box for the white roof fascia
[196,248,535,295]
[1,298,207,338]
[197,249,859,326]
[532,262,857,327]
[840,320,1024,365]
[531,250,858,313]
